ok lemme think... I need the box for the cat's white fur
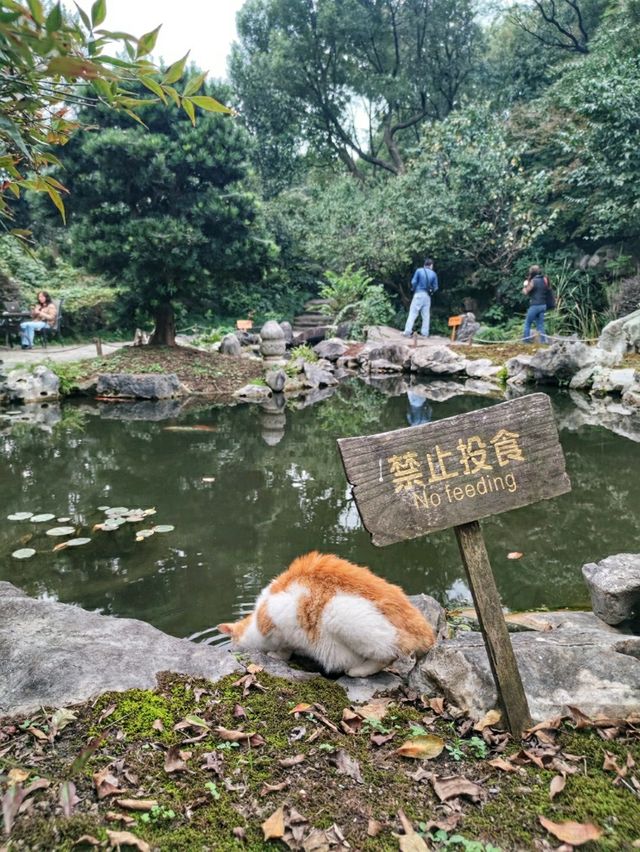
[233,582,398,677]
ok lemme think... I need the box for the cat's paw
[267,649,292,661]
[346,661,385,678]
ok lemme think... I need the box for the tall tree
[230,0,481,179]
[56,82,272,345]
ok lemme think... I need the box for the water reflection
[0,380,638,641]
[406,388,433,427]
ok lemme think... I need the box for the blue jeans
[523,305,547,343]
[20,320,48,347]
[404,291,431,336]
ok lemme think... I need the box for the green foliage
[44,360,85,397]
[319,265,395,339]
[0,0,229,233]
[139,805,176,824]
[423,829,502,852]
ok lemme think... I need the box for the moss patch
[2,672,639,851]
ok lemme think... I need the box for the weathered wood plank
[455,520,532,734]
[337,393,571,546]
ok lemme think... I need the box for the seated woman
[20,291,57,350]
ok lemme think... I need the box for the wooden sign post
[338,393,571,735]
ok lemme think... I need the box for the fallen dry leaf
[539,816,602,846]
[215,726,256,743]
[115,799,158,812]
[432,775,485,803]
[59,780,78,818]
[356,697,392,722]
[332,749,363,783]
[488,757,518,773]
[233,704,247,719]
[262,805,286,841]
[279,753,305,767]
[507,551,524,559]
[474,709,502,731]
[567,705,593,729]
[396,808,429,851]
[549,774,566,800]
[151,718,164,732]
[93,767,123,799]
[289,703,313,714]
[2,784,25,837]
[260,780,289,796]
[371,731,395,747]
[395,734,444,760]
[106,829,151,851]
[75,835,101,847]
[367,819,383,837]
[164,745,189,774]
[526,716,563,735]
[429,696,445,715]
[7,768,29,785]
[246,663,263,674]
[105,811,135,826]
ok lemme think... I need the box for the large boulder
[0,582,240,716]
[95,373,184,399]
[507,341,615,386]
[410,346,468,375]
[456,312,481,344]
[364,344,412,371]
[408,624,640,722]
[5,365,60,402]
[465,358,501,379]
[265,368,287,393]
[303,362,339,389]
[590,367,638,397]
[233,383,272,402]
[313,337,348,361]
[598,308,640,360]
[582,553,640,625]
[219,333,242,356]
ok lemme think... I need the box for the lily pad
[126,515,146,523]
[46,527,76,537]
[105,507,129,516]
[65,538,91,547]
[97,505,110,511]
[56,517,72,523]
[153,525,175,533]
[136,529,155,538]
[12,548,36,559]
[7,512,34,521]
[30,513,56,523]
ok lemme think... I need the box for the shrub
[319,266,395,340]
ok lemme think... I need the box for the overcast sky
[75,0,247,79]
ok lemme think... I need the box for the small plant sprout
[205,781,221,800]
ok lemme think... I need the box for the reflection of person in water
[406,389,433,427]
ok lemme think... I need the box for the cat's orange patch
[287,551,435,653]
[256,601,274,636]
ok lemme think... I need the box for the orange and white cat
[218,551,435,678]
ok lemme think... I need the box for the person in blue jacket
[403,258,439,338]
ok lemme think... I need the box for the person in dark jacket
[522,265,549,343]
[403,258,439,337]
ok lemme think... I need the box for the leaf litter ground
[1,669,639,851]
[77,345,263,398]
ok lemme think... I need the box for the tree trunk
[149,302,176,346]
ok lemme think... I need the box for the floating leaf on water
[56,517,72,523]
[52,542,69,551]
[12,548,36,559]
[66,538,91,547]
[105,507,129,516]
[46,527,76,537]
[126,515,146,523]
[97,505,110,511]
[202,477,215,483]
[136,529,155,538]
[142,508,156,516]
[507,551,524,560]
[153,525,175,533]
[30,513,56,523]
[7,512,34,521]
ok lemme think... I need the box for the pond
[0,380,638,643]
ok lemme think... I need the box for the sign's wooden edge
[337,392,553,454]
[336,392,571,548]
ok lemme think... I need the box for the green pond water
[0,380,638,643]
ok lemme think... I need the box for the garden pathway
[0,340,127,367]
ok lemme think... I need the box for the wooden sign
[338,393,572,735]
[338,393,570,547]
[448,315,463,341]
[236,319,253,331]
